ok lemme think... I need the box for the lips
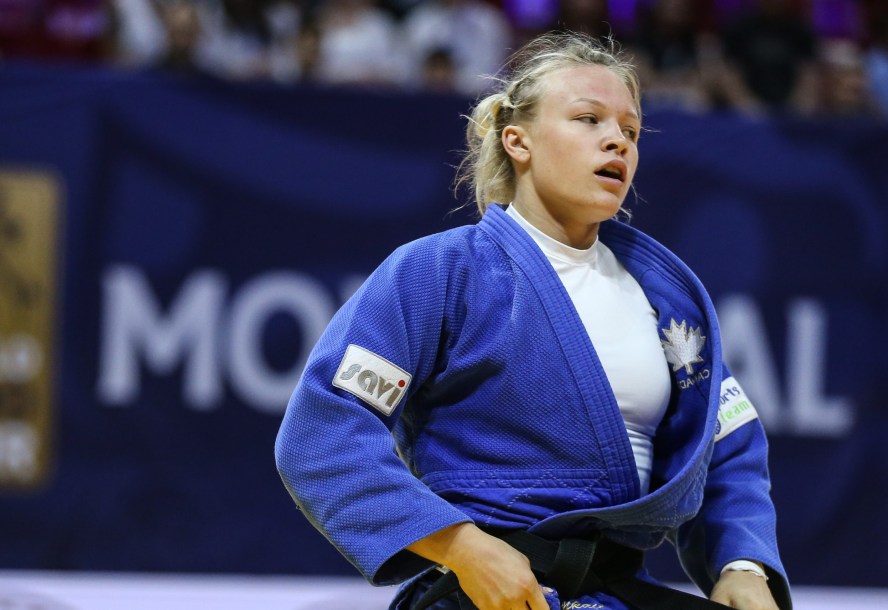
[594,159,628,183]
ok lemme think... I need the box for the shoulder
[390,223,479,262]
[386,220,520,299]
[372,223,491,287]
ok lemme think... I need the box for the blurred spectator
[628,0,711,111]
[420,46,457,92]
[402,0,513,95]
[110,0,167,67]
[816,38,877,117]
[555,0,609,38]
[379,0,423,20]
[311,0,404,87]
[191,0,306,82]
[0,0,883,124]
[810,0,863,40]
[501,0,558,43]
[270,11,321,82]
[265,0,302,38]
[0,0,44,57]
[865,9,888,117]
[44,0,110,59]
[508,0,609,48]
[720,0,819,114]
[0,0,110,61]
[198,0,279,79]
[264,0,307,78]
[151,0,212,76]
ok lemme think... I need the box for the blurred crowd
[0,0,886,119]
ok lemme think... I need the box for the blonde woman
[276,31,790,610]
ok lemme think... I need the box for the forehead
[537,64,638,118]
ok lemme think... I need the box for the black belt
[412,529,732,610]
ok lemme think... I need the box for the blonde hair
[455,31,641,216]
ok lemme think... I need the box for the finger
[710,592,732,606]
[709,583,730,605]
[525,587,550,610]
[710,593,734,607]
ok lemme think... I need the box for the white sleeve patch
[332,344,412,416]
[715,376,759,441]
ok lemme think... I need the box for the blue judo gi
[275,204,791,609]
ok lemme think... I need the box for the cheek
[626,150,640,182]
[533,142,570,180]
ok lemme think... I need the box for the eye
[622,127,639,141]
[578,115,599,124]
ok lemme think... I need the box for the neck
[510,199,601,249]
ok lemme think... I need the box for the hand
[408,523,550,610]
[710,569,778,610]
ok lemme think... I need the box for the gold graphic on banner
[0,169,60,490]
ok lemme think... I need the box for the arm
[275,239,471,584]
[673,373,792,610]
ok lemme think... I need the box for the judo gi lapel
[521,220,723,545]
[479,205,640,503]
[598,219,723,491]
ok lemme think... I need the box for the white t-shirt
[507,205,671,494]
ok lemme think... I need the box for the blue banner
[0,64,886,588]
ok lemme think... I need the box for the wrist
[407,522,480,571]
[721,559,768,581]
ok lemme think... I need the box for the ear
[502,124,530,164]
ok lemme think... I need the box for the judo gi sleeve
[673,369,792,610]
[274,237,472,585]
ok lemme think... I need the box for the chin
[587,198,623,222]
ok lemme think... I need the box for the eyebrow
[573,97,640,122]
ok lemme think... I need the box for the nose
[602,121,629,155]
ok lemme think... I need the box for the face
[504,64,640,248]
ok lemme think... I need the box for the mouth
[594,160,627,183]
